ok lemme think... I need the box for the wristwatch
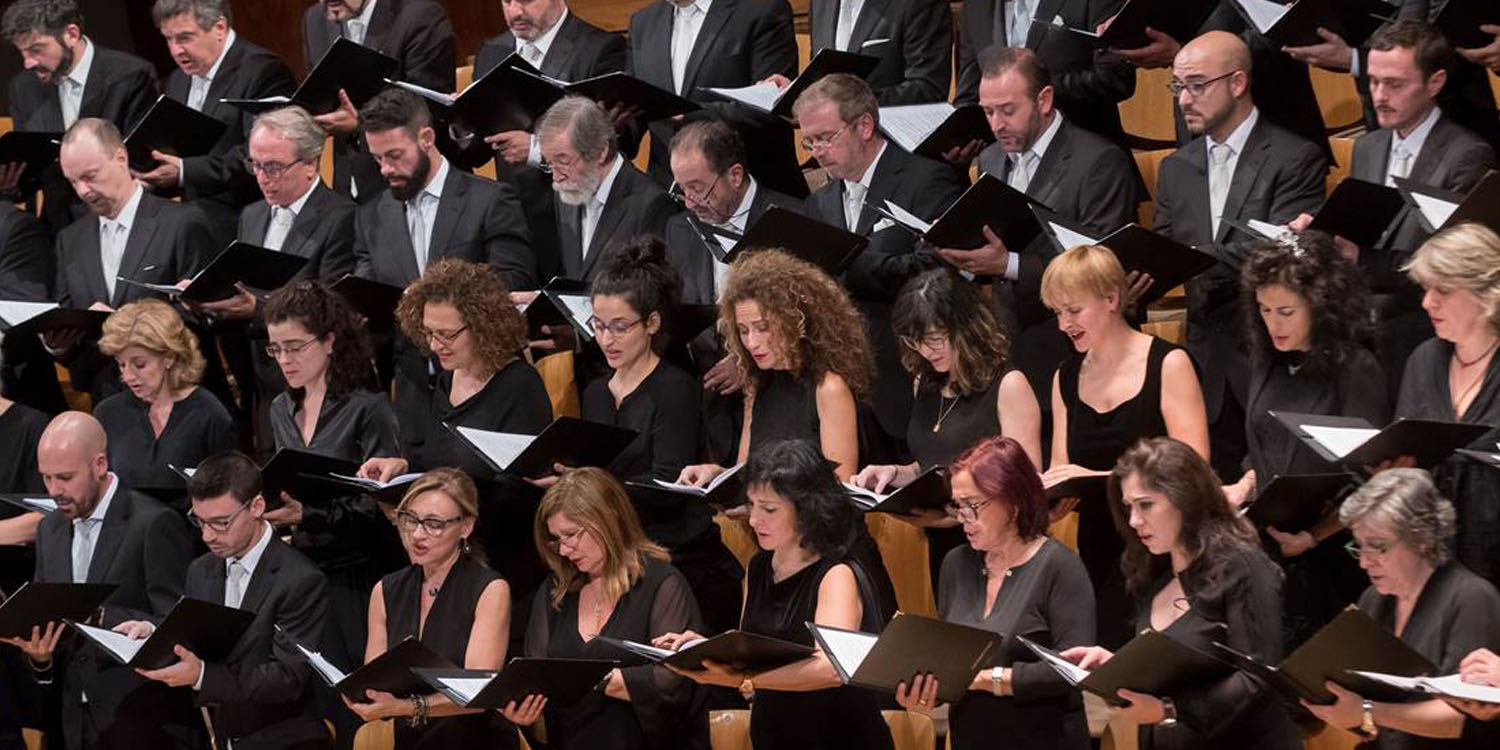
[738,677,755,697]
[990,666,1012,697]
[1358,699,1379,740]
[1159,697,1178,728]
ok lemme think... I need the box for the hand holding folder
[1270,412,1491,471]
[448,417,638,479]
[69,596,254,671]
[842,467,950,516]
[809,613,1004,704]
[693,207,869,278]
[1024,630,1229,707]
[413,658,618,709]
[0,582,116,639]
[288,634,456,700]
[600,629,815,676]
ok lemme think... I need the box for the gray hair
[792,73,879,128]
[150,0,229,30]
[535,96,617,163]
[1339,468,1456,567]
[250,106,326,162]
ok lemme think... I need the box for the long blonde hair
[533,468,668,609]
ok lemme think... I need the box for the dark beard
[43,43,75,84]
[388,150,431,202]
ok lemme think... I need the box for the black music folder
[1023,630,1229,707]
[1395,172,1500,236]
[523,278,595,343]
[1270,412,1491,470]
[627,462,746,510]
[1047,0,1220,49]
[903,105,993,161]
[1457,447,1500,470]
[0,130,61,187]
[293,634,455,700]
[1243,473,1355,533]
[0,302,107,338]
[311,471,423,506]
[0,582,116,639]
[390,53,564,137]
[707,48,879,119]
[69,596,254,670]
[1044,473,1110,510]
[260,448,361,508]
[0,494,56,516]
[448,417,638,479]
[599,630,815,675]
[1306,178,1406,249]
[123,94,227,172]
[665,303,719,346]
[1433,0,1500,50]
[718,207,870,277]
[525,70,700,124]
[1037,214,1218,308]
[330,274,404,330]
[1235,0,1394,49]
[810,613,1004,704]
[124,242,307,302]
[876,173,1046,252]
[222,37,399,115]
[844,467,950,516]
[1213,607,1435,705]
[1346,670,1500,705]
[415,658,618,709]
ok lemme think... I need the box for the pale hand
[136,644,202,688]
[486,130,532,164]
[668,657,745,689]
[1287,213,1315,232]
[1442,697,1500,722]
[524,463,570,489]
[1114,688,1167,725]
[605,102,645,131]
[1109,26,1182,69]
[0,621,64,665]
[1059,645,1113,670]
[676,464,726,488]
[1300,681,1365,731]
[263,493,304,527]
[1460,647,1500,687]
[703,355,745,395]
[190,283,257,320]
[894,673,940,715]
[937,225,1011,276]
[650,630,705,652]
[941,139,985,167]
[1456,25,1500,71]
[343,689,413,721]
[1222,476,1254,511]
[358,456,410,482]
[500,694,547,726]
[1282,28,1354,72]
[1265,526,1316,558]
[0,162,25,194]
[133,150,182,190]
[1122,271,1153,314]
[761,74,791,90]
[312,90,360,136]
[852,464,906,494]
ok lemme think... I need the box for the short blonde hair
[1040,244,1127,311]
[533,467,668,610]
[1403,222,1500,334]
[97,299,205,390]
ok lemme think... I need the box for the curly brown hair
[893,268,1009,397]
[396,259,527,377]
[719,249,874,399]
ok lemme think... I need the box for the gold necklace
[932,393,961,432]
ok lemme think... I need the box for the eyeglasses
[547,527,586,552]
[670,174,723,205]
[944,498,992,523]
[900,331,949,351]
[800,122,850,153]
[395,510,467,535]
[587,316,643,337]
[264,338,317,359]
[1166,71,1238,99]
[1345,538,1393,560]
[421,325,468,346]
[243,157,311,180]
[188,504,248,534]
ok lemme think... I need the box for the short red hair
[949,436,1047,539]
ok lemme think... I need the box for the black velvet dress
[93,387,237,510]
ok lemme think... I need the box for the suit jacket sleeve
[175,205,217,278]
[400,4,458,93]
[119,64,161,133]
[352,205,375,279]
[691,0,799,133]
[1211,138,1326,269]
[483,181,538,291]
[197,566,328,708]
[877,0,952,105]
[182,57,297,200]
[143,508,195,620]
[0,210,53,300]
[319,206,359,282]
[591,30,629,76]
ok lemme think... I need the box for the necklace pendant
[931,422,941,433]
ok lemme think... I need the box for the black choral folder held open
[1432,0,1500,50]
[222,38,399,115]
[721,207,870,277]
[1052,0,1220,49]
[626,462,746,511]
[1243,473,1355,533]
[69,596,254,670]
[912,105,994,161]
[1395,171,1500,236]
[1024,630,1229,707]
[1270,411,1491,470]
[810,612,1003,704]
[174,242,308,302]
[0,582,116,639]
[903,173,1048,252]
[523,70,700,125]
[600,630,815,675]
[123,94,227,172]
[1235,0,1394,49]
[293,634,456,700]
[0,131,61,187]
[330,274,404,330]
[448,417,638,479]
[763,48,880,119]
[1305,178,1406,249]
[1043,473,1110,511]
[844,466,950,516]
[1037,213,1218,308]
[414,658,618,709]
[259,448,362,509]
[0,302,108,338]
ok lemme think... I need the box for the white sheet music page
[878,103,954,153]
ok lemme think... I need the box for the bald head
[59,117,136,220]
[1173,31,1254,141]
[38,411,112,520]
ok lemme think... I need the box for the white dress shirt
[671,0,713,95]
[263,178,319,251]
[712,178,759,298]
[582,155,625,260]
[100,185,146,301]
[407,156,449,273]
[835,0,866,51]
[1386,106,1440,187]
[1205,106,1258,238]
[344,0,378,44]
[1006,0,1035,47]
[71,473,119,583]
[59,37,96,129]
[842,141,888,231]
[188,30,236,112]
[522,10,571,166]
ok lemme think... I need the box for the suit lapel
[682,0,736,95]
[1356,129,1393,184]
[235,539,276,615]
[857,148,906,233]
[243,201,270,244]
[115,200,161,306]
[813,0,838,50]
[1216,123,1271,243]
[80,218,111,304]
[76,63,108,122]
[428,170,464,263]
[281,189,325,259]
[382,196,421,281]
[848,0,890,50]
[636,5,674,87]
[1027,121,1071,208]
[86,488,131,584]
[583,174,630,275]
[362,0,398,55]
[1027,0,1067,46]
[201,43,244,121]
[558,201,584,277]
[541,17,580,79]
[1408,117,1452,183]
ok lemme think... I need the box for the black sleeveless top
[1058,336,1175,471]
[741,552,894,750]
[908,374,1004,469]
[382,554,518,750]
[749,370,820,450]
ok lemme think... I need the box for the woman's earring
[461,536,471,555]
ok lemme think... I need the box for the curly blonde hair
[97,299,206,391]
[396,259,528,376]
[719,249,874,399]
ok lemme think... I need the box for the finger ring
[917,699,928,706]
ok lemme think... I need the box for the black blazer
[1153,117,1327,420]
[164,37,296,246]
[664,182,804,306]
[7,44,159,236]
[809,0,951,105]
[55,191,213,309]
[473,14,628,266]
[302,0,457,202]
[0,206,52,301]
[627,0,806,198]
[33,485,197,750]
[553,160,678,281]
[187,535,331,750]
[955,0,1134,144]
[353,163,535,290]
[237,181,358,283]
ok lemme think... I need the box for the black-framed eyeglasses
[899,331,949,351]
[395,510,467,535]
[421,325,468,346]
[188,504,249,534]
[669,173,723,205]
[1167,71,1238,98]
[1344,538,1393,560]
[587,316,643,337]
[800,122,851,152]
[264,338,317,360]
[546,527,586,552]
[944,498,992,523]
[243,157,311,180]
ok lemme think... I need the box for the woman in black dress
[1394,223,1500,588]
[577,239,741,633]
[94,299,236,507]
[1040,245,1209,648]
[0,368,46,591]
[1062,437,1299,750]
[657,439,895,750]
[345,469,518,749]
[1227,236,1388,644]
[262,281,404,671]
[502,467,708,750]
[894,436,1094,750]
[1303,469,1500,748]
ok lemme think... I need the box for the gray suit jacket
[238,181,358,284]
[1153,117,1327,419]
[553,160,679,281]
[809,0,951,105]
[353,164,535,290]
[55,191,213,310]
[664,183,805,306]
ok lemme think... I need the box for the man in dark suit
[50,118,214,402]
[0,411,196,750]
[796,73,966,451]
[1153,31,1328,480]
[536,96,677,282]
[135,0,296,249]
[627,0,806,198]
[303,0,456,203]
[956,0,1135,148]
[472,0,627,267]
[2,0,158,237]
[134,451,331,750]
[1298,20,1497,398]
[965,46,1137,403]
[0,205,66,414]
[807,0,950,104]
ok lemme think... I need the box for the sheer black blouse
[405,359,552,480]
[94,388,236,507]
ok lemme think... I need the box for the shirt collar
[1393,105,1441,157]
[65,36,95,90]
[201,29,237,83]
[352,0,378,29]
[105,183,145,227]
[727,177,758,232]
[1208,106,1258,158]
[593,154,625,206]
[228,521,274,577]
[530,8,569,55]
[419,155,450,203]
[1013,110,1063,165]
[848,140,888,191]
[80,473,119,526]
[281,177,318,214]
[676,0,712,17]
